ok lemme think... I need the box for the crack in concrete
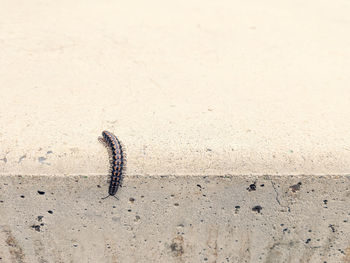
[271,181,281,206]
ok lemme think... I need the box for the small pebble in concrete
[37,191,45,195]
[47,210,53,214]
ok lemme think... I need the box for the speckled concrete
[0,175,349,263]
[1,0,350,262]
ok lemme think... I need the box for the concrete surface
[0,175,350,263]
[0,0,350,262]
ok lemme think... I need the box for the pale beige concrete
[1,1,350,263]
[1,0,350,177]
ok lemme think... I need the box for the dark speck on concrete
[305,238,311,244]
[31,225,41,232]
[47,210,53,214]
[129,197,135,203]
[20,195,25,198]
[329,224,335,233]
[252,205,262,213]
[37,191,45,195]
[37,216,43,222]
[38,157,47,162]
[247,183,256,191]
[289,182,302,192]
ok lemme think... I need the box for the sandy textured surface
[1,0,350,176]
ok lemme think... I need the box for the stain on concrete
[343,246,350,262]
[3,227,25,263]
[170,236,184,258]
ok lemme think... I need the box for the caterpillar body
[100,130,124,198]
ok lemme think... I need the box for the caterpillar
[99,130,125,199]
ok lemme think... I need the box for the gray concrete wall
[0,175,349,263]
[1,0,350,262]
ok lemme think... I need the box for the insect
[99,130,125,199]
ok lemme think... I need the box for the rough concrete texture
[1,0,350,262]
[0,175,349,263]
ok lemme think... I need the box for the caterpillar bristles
[100,130,125,198]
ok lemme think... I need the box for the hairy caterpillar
[99,130,125,199]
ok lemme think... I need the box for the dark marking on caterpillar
[99,130,125,199]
